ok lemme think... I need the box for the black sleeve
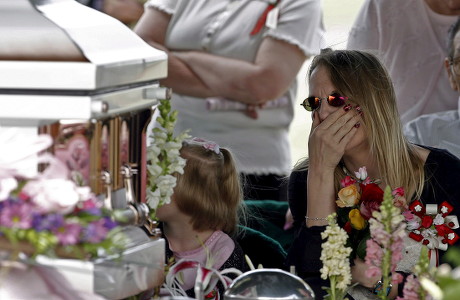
[287,169,308,233]
[285,169,326,278]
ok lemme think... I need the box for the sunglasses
[300,93,348,111]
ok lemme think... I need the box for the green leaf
[356,236,368,260]
[443,247,460,267]
[441,281,460,300]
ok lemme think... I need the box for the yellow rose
[336,185,360,208]
[349,208,366,230]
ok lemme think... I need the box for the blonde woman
[286,49,460,299]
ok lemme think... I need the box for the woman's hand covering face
[308,106,361,171]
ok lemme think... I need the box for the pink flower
[396,275,420,300]
[390,236,404,270]
[340,175,356,188]
[403,210,415,221]
[53,222,82,246]
[365,239,383,267]
[370,223,391,247]
[0,201,34,229]
[392,187,404,197]
[392,187,407,209]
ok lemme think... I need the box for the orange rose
[336,184,360,208]
[349,208,366,230]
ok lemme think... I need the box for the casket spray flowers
[0,129,124,258]
[146,99,190,218]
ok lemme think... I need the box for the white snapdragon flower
[147,188,161,210]
[146,100,190,215]
[157,175,177,196]
[165,141,182,151]
[147,145,161,159]
[153,130,167,143]
[320,214,352,294]
[147,164,163,177]
[169,157,187,174]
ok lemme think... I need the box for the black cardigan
[285,147,460,296]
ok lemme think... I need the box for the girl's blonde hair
[296,49,425,200]
[173,140,242,236]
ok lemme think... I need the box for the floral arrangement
[336,167,406,259]
[0,130,124,259]
[364,186,406,299]
[403,200,459,267]
[320,213,352,300]
[146,99,190,219]
[327,165,460,299]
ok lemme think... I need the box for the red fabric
[250,1,280,35]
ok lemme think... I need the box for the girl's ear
[445,58,459,91]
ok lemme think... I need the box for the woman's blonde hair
[296,49,425,200]
[173,140,243,236]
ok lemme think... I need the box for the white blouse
[347,0,458,124]
[404,97,460,159]
[146,0,324,175]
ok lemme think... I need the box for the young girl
[156,137,249,298]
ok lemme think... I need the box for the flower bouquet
[335,167,406,260]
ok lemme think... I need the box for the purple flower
[0,200,34,229]
[53,222,82,246]
[82,207,102,216]
[82,219,110,243]
[102,217,117,230]
[32,213,64,232]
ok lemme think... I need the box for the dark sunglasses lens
[328,93,347,107]
[304,97,319,111]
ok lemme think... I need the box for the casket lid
[0,0,167,91]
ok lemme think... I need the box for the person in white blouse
[347,0,460,125]
[404,17,460,159]
[134,0,324,201]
